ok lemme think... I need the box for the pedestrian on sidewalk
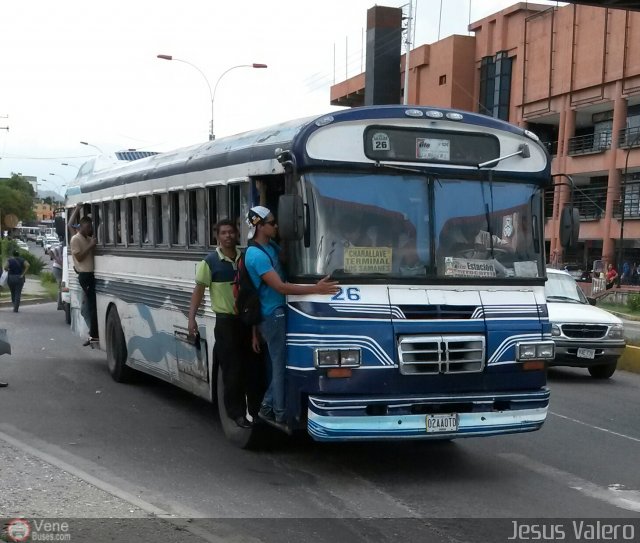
[3,250,30,313]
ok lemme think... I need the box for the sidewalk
[0,277,50,308]
[0,433,214,541]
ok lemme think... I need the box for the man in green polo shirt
[188,219,260,429]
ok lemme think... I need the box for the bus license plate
[577,348,595,359]
[426,413,458,433]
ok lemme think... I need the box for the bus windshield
[295,172,543,280]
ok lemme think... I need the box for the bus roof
[68,106,547,197]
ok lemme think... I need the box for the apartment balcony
[568,131,612,156]
[619,126,640,149]
[545,183,607,222]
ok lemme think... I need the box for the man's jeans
[78,272,98,338]
[259,307,286,422]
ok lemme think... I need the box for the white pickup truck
[546,268,625,379]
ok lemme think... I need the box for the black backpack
[233,244,273,326]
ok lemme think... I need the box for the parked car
[546,268,625,379]
[35,234,44,246]
[15,240,29,252]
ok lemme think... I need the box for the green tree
[5,174,35,197]
[0,174,36,224]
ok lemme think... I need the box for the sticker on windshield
[416,138,450,160]
[371,132,391,151]
[444,257,496,278]
[344,247,392,273]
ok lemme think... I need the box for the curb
[619,345,640,375]
[606,309,640,322]
[0,297,52,308]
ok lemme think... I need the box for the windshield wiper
[374,162,423,174]
[546,295,582,303]
[477,144,531,169]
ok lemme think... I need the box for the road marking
[550,411,640,443]
[500,453,640,513]
[0,425,241,543]
[626,345,640,350]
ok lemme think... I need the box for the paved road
[0,302,639,542]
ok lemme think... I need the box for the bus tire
[216,362,263,449]
[106,308,133,383]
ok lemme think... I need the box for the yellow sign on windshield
[344,247,393,273]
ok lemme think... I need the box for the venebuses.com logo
[4,518,71,541]
[5,519,31,542]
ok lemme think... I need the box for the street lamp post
[156,55,267,141]
[211,63,267,140]
[80,141,104,154]
[49,173,67,200]
[618,129,640,284]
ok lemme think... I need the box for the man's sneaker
[82,337,99,347]
[257,406,275,423]
[234,416,252,429]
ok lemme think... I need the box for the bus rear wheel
[216,362,262,449]
[106,308,133,383]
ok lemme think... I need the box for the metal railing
[545,183,607,221]
[568,131,612,156]
[618,126,640,148]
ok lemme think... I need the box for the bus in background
[9,225,40,242]
[65,105,556,448]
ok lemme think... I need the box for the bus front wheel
[106,308,133,383]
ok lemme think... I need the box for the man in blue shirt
[245,206,339,428]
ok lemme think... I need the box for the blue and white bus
[66,105,555,447]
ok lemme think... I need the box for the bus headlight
[551,324,561,337]
[339,349,361,367]
[314,349,361,368]
[516,341,555,360]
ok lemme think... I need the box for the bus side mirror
[278,194,304,240]
[559,207,580,250]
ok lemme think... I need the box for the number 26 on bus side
[331,287,361,301]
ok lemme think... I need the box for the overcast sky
[0,0,565,195]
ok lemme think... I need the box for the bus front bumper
[306,389,550,442]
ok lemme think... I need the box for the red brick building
[330,2,640,272]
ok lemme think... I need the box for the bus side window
[208,187,218,245]
[170,191,186,246]
[188,189,205,247]
[126,198,138,246]
[104,202,114,245]
[115,200,124,245]
[93,204,102,244]
[140,197,151,245]
[154,194,165,245]
[229,183,249,244]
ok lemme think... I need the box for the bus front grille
[398,335,485,375]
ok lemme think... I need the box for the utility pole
[402,1,413,105]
